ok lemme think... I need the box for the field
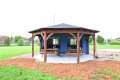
[0,44,120,80]
[90,44,120,49]
[0,44,120,60]
[0,46,39,59]
[0,66,56,80]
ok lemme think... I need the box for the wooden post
[43,32,47,63]
[32,33,34,57]
[93,33,96,57]
[77,32,80,64]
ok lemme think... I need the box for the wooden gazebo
[29,23,99,63]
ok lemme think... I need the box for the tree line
[0,35,119,46]
[0,36,31,46]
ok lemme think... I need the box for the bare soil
[0,58,120,80]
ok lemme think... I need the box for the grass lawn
[96,44,120,49]
[0,66,56,80]
[0,44,120,60]
[90,44,120,49]
[0,46,39,60]
[0,65,120,80]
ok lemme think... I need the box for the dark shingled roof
[47,23,80,28]
[29,23,99,33]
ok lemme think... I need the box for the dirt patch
[0,58,120,80]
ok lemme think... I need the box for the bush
[17,39,24,46]
[96,35,104,44]
[4,37,10,46]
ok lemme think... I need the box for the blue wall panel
[81,35,89,54]
[40,37,44,49]
[59,35,68,54]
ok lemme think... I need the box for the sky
[0,0,120,39]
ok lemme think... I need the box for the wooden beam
[32,33,34,57]
[69,33,76,38]
[45,30,94,34]
[93,33,96,58]
[77,32,80,64]
[34,32,44,38]
[43,31,47,63]
[40,32,44,39]
[46,33,54,40]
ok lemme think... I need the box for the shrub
[17,39,24,46]
[4,37,10,46]
[96,35,104,44]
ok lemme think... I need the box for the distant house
[0,35,9,45]
[115,37,120,40]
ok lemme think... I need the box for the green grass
[90,68,120,80]
[0,44,120,60]
[97,44,120,49]
[90,44,120,49]
[0,66,56,80]
[0,46,39,59]
[1,66,120,80]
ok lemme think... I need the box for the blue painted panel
[59,35,68,54]
[40,37,44,49]
[82,35,89,54]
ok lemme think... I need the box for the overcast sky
[0,0,120,39]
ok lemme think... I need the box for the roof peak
[48,23,80,28]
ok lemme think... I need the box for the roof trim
[29,23,99,33]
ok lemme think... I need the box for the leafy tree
[4,37,10,46]
[15,36,22,43]
[17,39,24,46]
[96,35,104,44]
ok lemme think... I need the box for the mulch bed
[0,58,120,80]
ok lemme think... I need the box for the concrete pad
[14,54,94,63]
[47,54,94,63]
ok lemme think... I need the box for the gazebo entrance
[40,33,89,56]
[29,23,99,63]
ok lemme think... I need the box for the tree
[96,35,104,44]
[17,39,24,46]
[15,36,22,43]
[4,37,10,46]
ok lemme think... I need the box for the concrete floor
[47,54,94,63]
[14,54,94,63]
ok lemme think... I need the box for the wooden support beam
[40,32,44,39]
[45,30,94,34]
[93,33,96,58]
[77,32,80,64]
[46,33,54,40]
[69,33,76,38]
[32,33,34,57]
[43,32,47,63]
